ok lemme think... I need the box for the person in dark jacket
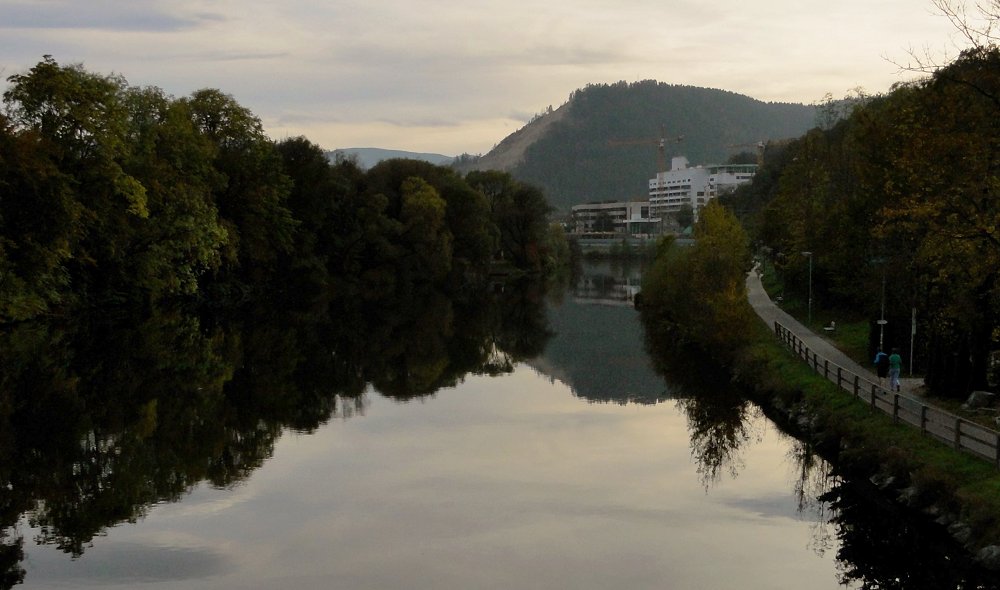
[874,349,889,386]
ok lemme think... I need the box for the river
[1,262,996,589]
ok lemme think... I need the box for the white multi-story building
[649,156,756,220]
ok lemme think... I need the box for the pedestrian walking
[874,349,889,386]
[888,348,902,392]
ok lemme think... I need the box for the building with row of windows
[569,200,660,236]
[569,155,756,236]
[648,156,756,219]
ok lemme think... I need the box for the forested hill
[328,147,454,169]
[456,80,817,212]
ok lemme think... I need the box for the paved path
[745,270,923,396]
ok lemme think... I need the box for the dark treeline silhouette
[723,48,1000,398]
[0,57,568,323]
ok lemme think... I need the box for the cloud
[157,50,291,63]
[0,0,961,155]
[0,1,224,32]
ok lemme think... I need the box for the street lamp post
[802,251,813,325]
[879,269,887,350]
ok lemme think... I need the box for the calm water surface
[22,380,840,590]
[6,264,995,588]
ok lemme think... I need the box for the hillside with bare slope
[459,81,817,212]
[468,104,569,171]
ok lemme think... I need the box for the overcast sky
[1,0,963,156]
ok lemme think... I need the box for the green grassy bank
[732,313,1000,558]
[640,202,1000,564]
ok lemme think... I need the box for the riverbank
[737,272,1000,569]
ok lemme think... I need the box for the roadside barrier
[774,321,1000,467]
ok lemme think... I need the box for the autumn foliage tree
[641,201,754,360]
[730,43,1000,397]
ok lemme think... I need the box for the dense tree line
[723,47,1000,398]
[0,57,566,323]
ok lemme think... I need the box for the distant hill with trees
[328,147,454,169]
[454,81,818,212]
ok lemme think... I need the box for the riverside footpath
[745,270,923,396]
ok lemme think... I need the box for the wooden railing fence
[774,321,1000,467]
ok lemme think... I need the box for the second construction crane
[725,140,767,167]
[608,125,684,173]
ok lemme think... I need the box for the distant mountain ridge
[327,147,454,169]
[456,80,818,212]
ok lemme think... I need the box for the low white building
[649,156,756,220]
[570,200,660,235]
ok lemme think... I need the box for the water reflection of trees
[643,328,758,487]
[0,280,552,588]
[528,264,669,406]
[820,480,1000,589]
[643,318,1000,588]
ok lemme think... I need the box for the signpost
[802,251,813,325]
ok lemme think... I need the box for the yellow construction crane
[608,125,684,173]
[725,140,767,166]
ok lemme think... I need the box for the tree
[898,0,1000,109]
[0,112,81,320]
[675,203,694,229]
[872,53,1000,394]
[275,137,355,290]
[465,170,553,270]
[119,86,229,299]
[399,177,452,282]
[642,201,753,359]
[184,89,296,281]
[3,57,150,301]
[366,159,494,280]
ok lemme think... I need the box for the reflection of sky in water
[21,369,846,590]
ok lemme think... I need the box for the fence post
[920,405,928,434]
[893,394,900,423]
[955,418,963,450]
[824,359,829,379]
[853,375,860,398]
[995,433,1000,470]
[837,367,842,390]
[870,385,877,411]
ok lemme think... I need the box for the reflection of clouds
[20,368,850,588]
[155,483,256,519]
[26,542,233,584]
[716,494,807,523]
